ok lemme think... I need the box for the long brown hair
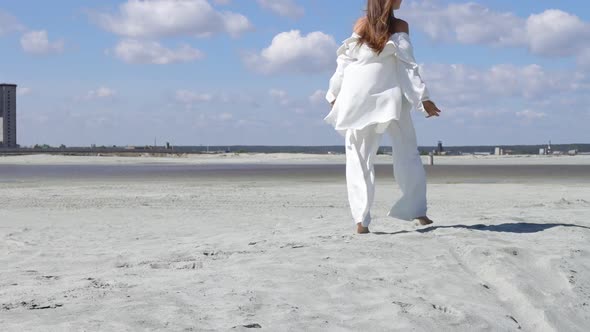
[355,0,397,54]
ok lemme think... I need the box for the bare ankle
[356,222,370,234]
[415,216,434,226]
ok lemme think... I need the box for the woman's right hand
[423,100,441,118]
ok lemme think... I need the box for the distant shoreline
[1,142,590,156]
[0,144,590,157]
[2,153,590,167]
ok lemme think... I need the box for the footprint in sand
[392,301,413,314]
[38,275,60,280]
[506,315,522,329]
[430,303,462,316]
[1,300,63,311]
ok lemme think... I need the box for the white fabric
[345,108,427,227]
[324,32,430,136]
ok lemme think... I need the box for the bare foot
[415,216,434,226]
[356,223,370,234]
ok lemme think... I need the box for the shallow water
[0,164,589,184]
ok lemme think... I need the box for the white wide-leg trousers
[344,110,427,227]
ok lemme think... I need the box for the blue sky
[1,0,589,147]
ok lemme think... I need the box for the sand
[1,154,589,331]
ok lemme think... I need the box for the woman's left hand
[423,100,441,118]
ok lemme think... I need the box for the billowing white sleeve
[325,36,357,104]
[394,33,430,115]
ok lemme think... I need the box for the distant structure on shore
[540,141,553,155]
[0,83,17,148]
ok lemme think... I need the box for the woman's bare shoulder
[392,18,409,34]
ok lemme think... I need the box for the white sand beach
[1,155,589,331]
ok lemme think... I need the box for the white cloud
[482,64,568,99]
[218,112,233,121]
[174,90,261,110]
[243,30,337,74]
[177,88,311,115]
[0,10,23,35]
[20,30,64,55]
[525,9,590,57]
[17,87,32,96]
[516,110,546,120]
[308,89,326,105]
[175,90,214,103]
[257,0,304,19]
[577,47,590,68]
[401,1,525,47]
[269,89,287,99]
[73,87,117,102]
[269,89,290,105]
[267,89,316,114]
[402,1,590,61]
[423,63,586,109]
[190,111,235,128]
[87,87,117,99]
[218,92,260,107]
[415,61,590,128]
[94,0,252,39]
[113,40,204,64]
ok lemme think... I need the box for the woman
[324,0,441,234]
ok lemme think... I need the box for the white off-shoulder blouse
[324,32,430,136]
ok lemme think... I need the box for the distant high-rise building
[0,84,17,148]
